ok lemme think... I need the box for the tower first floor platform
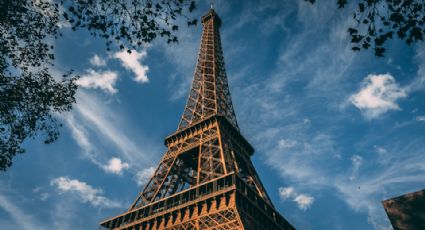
[100,173,295,230]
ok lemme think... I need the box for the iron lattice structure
[100,9,295,230]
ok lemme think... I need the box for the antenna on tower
[210,0,215,9]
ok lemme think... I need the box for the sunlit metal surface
[99,9,295,230]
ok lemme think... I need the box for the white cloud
[63,112,102,167]
[57,20,71,29]
[350,74,407,119]
[39,193,50,201]
[278,139,297,149]
[278,186,295,200]
[89,54,106,66]
[278,186,314,211]
[406,45,425,92]
[416,116,425,122]
[351,155,363,168]
[135,167,156,186]
[114,50,149,83]
[293,194,315,211]
[102,157,129,175]
[64,113,93,155]
[32,187,50,201]
[76,69,118,94]
[374,146,387,155]
[349,155,363,181]
[51,177,121,208]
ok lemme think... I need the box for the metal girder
[100,174,295,230]
[100,9,295,230]
[130,115,271,210]
[177,8,239,132]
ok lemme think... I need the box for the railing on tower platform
[100,172,293,230]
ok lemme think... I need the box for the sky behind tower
[1,1,425,229]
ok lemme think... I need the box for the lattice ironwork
[100,9,295,230]
[178,10,239,132]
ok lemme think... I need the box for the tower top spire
[201,8,221,27]
[178,8,236,131]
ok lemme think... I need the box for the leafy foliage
[0,70,77,170]
[0,0,73,171]
[0,0,196,171]
[307,0,425,56]
[61,0,198,51]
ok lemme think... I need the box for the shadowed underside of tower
[100,9,295,230]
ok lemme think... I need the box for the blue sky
[1,0,425,229]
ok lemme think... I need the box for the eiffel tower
[100,9,295,230]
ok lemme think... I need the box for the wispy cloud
[349,155,363,181]
[63,112,101,166]
[74,91,153,165]
[114,49,149,83]
[51,177,121,208]
[271,130,425,228]
[222,1,424,229]
[76,69,118,94]
[62,91,155,174]
[278,139,297,149]
[156,23,199,100]
[416,116,425,122]
[134,167,156,186]
[0,194,43,230]
[350,74,407,119]
[32,187,50,201]
[65,115,140,184]
[261,132,340,187]
[406,45,425,92]
[334,141,425,228]
[50,198,77,230]
[374,146,387,155]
